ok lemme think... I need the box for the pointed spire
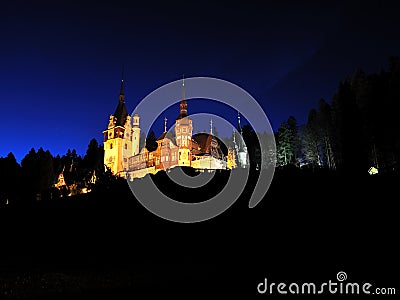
[119,64,125,102]
[177,74,188,119]
[113,65,129,126]
[182,74,185,101]
[210,118,213,135]
[237,111,243,135]
[164,117,167,133]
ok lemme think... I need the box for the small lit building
[368,166,379,175]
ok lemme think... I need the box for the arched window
[110,143,113,149]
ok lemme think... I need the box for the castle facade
[103,77,248,179]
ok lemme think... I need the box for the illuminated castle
[103,75,140,175]
[103,76,248,179]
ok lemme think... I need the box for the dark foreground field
[0,168,398,298]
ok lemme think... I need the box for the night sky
[1,0,400,161]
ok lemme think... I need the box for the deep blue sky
[1,0,400,161]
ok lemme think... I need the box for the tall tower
[103,69,134,176]
[236,112,248,168]
[175,76,193,166]
[132,113,140,156]
[237,111,243,136]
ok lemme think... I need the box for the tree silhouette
[332,80,368,173]
[242,124,261,167]
[145,131,158,152]
[276,122,292,166]
[302,109,321,167]
[287,116,299,166]
[276,117,299,167]
[61,149,83,185]
[83,138,103,171]
[318,99,336,169]
[0,152,21,205]
[21,148,55,201]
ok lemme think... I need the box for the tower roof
[237,111,243,135]
[176,75,188,120]
[113,99,128,127]
[192,133,228,156]
[120,65,125,95]
[157,132,168,141]
[113,68,128,127]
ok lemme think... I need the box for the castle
[103,76,248,179]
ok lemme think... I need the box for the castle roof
[113,74,128,127]
[113,99,128,127]
[157,132,168,141]
[192,133,228,156]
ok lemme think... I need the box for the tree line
[0,139,109,206]
[243,56,400,174]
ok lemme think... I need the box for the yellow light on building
[368,166,378,175]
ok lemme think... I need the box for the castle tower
[103,69,134,176]
[236,112,248,168]
[132,113,140,156]
[175,76,193,166]
[237,111,243,136]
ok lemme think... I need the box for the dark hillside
[0,169,397,298]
